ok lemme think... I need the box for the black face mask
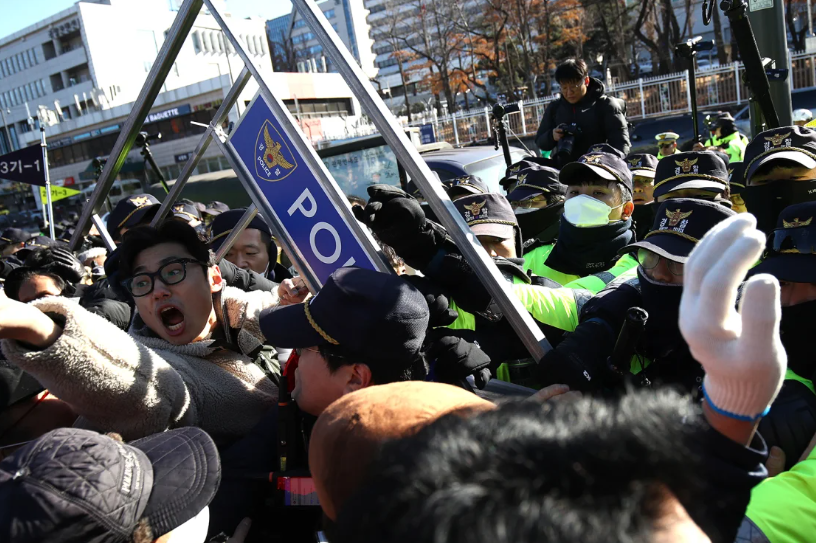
[637,267,685,357]
[780,299,816,381]
[545,218,634,276]
[632,203,656,241]
[741,180,816,236]
[515,202,564,243]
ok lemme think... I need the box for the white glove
[680,213,786,420]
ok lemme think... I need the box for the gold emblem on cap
[666,208,693,227]
[765,132,791,147]
[509,165,521,173]
[675,158,698,173]
[628,157,641,167]
[583,154,603,164]
[130,196,151,207]
[783,217,813,228]
[517,173,528,184]
[174,204,184,213]
[463,200,486,217]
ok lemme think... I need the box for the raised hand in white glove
[680,213,786,421]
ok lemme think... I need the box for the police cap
[559,152,634,195]
[653,151,728,200]
[626,153,659,179]
[744,126,816,185]
[751,201,816,282]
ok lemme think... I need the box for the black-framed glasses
[511,194,549,209]
[769,226,816,255]
[123,258,206,297]
[637,248,684,276]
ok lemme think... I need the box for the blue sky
[0,0,293,40]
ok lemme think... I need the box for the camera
[556,122,582,160]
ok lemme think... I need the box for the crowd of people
[0,56,814,543]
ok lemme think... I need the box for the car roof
[421,146,512,167]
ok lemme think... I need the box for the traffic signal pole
[746,0,793,129]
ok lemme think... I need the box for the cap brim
[470,222,515,240]
[669,179,726,192]
[630,169,656,178]
[746,150,816,184]
[130,427,221,538]
[622,234,695,263]
[750,253,816,282]
[448,185,483,198]
[506,186,545,201]
[260,302,327,348]
[560,162,617,184]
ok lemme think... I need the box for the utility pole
[746,0,793,128]
[0,108,13,153]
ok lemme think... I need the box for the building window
[323,9,335,18]
[293,19,307,29]
[192,31,202,54]
[36,80,45,97]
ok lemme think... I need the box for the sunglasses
[637,248,685,276]
[658,143,675,149]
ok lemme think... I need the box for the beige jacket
[1,286,279,442]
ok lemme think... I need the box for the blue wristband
[702,382,771,422]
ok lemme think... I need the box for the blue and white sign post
[216,90,390,289]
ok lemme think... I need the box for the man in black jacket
[535,59,630,164]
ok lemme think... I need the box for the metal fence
[406,50,816,145]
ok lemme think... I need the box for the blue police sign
[419,124,435,145]
[228,93,381,285]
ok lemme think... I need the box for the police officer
[695,112,748,162]
[741,126,816,235]
[209,208,292,282]
[727,161,747,213]
[505,163,566,245]
[655,132,680,159]
[626,153,659,240]
[537,198,736,393]
[652,151,731,206]
[522,150,638,293]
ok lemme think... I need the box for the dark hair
[118,220,216,279]
[717,119,737,137]
[555,59,588,83]
[334,389,707,543]
[5,267,66,301]
[318,344,426,385]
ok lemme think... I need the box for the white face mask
[167,506,209,543]
[563,195,621,227]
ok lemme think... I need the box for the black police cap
[0,227,31,246]
[259,267,429,365]
[107,194,161,237]
[559,151,634,195]
[623,198,736,263]
[506,163,566,202]
[626,153,659,178]
[744,126,816,185]
[752,201,816,282]
[728,161,745,193]
[454,193,523,256]
[209,208,274,251]
[586,143,626,159]
[653,151,728,200]
[446,175,488,198]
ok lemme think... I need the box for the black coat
[534,77,631,160]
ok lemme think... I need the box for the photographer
[535,59,630,164]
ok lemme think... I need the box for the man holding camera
[535,59,630,164]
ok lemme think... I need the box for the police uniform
[537,198,736,393]
[704,112,748,162]
[656,132,680,160]
[653,151,729,204]
[505,162,566,245]
[522,151,638,294]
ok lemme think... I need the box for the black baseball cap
[586,143,626,159]
[622,198,736,263]
[559,151,634,195]
[500,157,553,192]
[107,194,161,238]
[209,208,274,251]
[454,193,523,255]
[260,267,429,364]
[626,154,659,178]
[446,175,488,199]
[16,235,66,261]
[0,228,31,246]
[203,201,230,217]
[171,202,202,224]
[728,161,745,194]
[751,201,816,282]
[744,126,816,185]
[706,111,735,129]
[0,427,220,543]
[653,151,728,200]
[506,164,566,201]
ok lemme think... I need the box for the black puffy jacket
[535,77,630,160]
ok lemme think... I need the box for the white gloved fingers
[684,214,756,297]
[697,231,767,334]
[738,273,784,357]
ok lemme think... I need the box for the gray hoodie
[1,286,279,442]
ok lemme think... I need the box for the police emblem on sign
[255,120,298,182]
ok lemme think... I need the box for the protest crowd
[2,55,816,543]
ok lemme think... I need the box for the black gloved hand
[354,184,447,269]
[425,328,492,390]
[535,318,617,392]
[47,247,87,284]
[403,275,458,328]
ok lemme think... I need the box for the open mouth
[159,305,185,336]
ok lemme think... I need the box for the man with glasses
[0,220,280,443]
[536,198,736,393]
[534,58,630,162]
[656,132,680,160]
